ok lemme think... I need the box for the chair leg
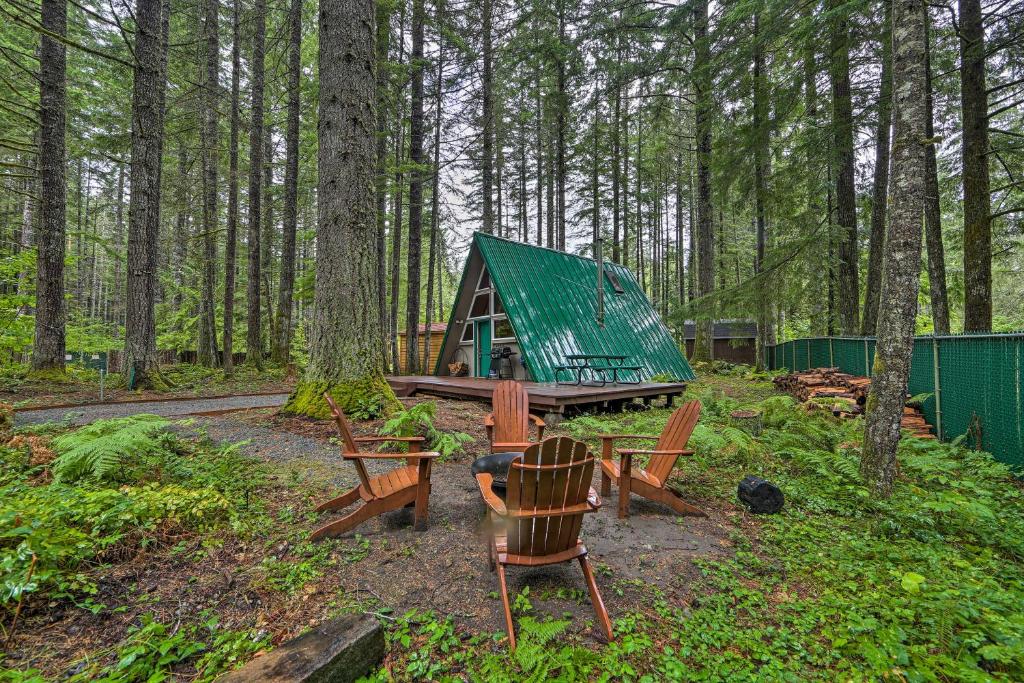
[600,471,612,497]
[496,563,516,651]
[413,463,431,531]
[618,474,631,519]
[310,498,388,541]
[314,486,362,513]
[578,555,613,642]
[665,490,708,518]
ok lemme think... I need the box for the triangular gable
[435,233,695,382]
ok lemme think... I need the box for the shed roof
[680,320,758,339]
[435,233,695,382]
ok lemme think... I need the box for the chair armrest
[616,449,687,457]
[343,451,441,460]
[598,434,660,441]
[354,435,426,443]
[528,414,545,427]
[475,474,507,516]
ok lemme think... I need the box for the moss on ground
[282,373,400,419]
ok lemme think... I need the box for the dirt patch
[5,399,737,677]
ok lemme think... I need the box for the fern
[52,414,173,483]
[379,401,472,459]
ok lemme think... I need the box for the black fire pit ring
[471,451,524,497]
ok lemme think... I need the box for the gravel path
[13,393,290,426]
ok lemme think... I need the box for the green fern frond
[52,414,172,483]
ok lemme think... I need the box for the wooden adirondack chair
[310,394,440,541]
[599,400,706,519]
[483,380,545,452]
[476,436,613,650]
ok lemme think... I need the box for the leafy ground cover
[373,369,1024,681]
[2,368,1023,682]
[0,363,296,409]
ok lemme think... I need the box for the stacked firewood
[773,368,934,439]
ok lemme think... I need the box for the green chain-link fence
[766,334,1024,469]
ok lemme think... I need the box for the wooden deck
[387,376,687,415]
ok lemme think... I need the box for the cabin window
[469,292,489,318]
[493,317,515,340]
[461,323,474,342]
[492,293,505,315]
[478,269,491,291]
[605,270,625,294]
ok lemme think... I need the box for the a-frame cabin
[432,232,695,383]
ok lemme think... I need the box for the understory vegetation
[375,373,1024,681]
[3,373,1023,681]
[0,414,271,681]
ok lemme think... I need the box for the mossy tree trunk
[862,0,928,498]
[283,0,398,419]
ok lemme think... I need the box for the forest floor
[3,368,1023,681]
[0,363,296,409]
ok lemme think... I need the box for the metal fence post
[932,336,943,440]
[829,338,834,367]
[864,338,870,376]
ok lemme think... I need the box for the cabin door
[474,320,492,377]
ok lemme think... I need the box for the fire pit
[470,451,523,497]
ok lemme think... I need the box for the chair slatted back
[492,380,531,444]
[646,401,701,484]
[505,437,594,557]
[323,393,372,492]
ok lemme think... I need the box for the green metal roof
[434,232,695,382]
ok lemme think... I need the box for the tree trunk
[862,0,928,498]
[274,0,302,364]
[923,6,950,335]
[373,0,391,370]
[612,44,621,263]
[555,0,567,251]
[862,0,893,336]
[246,0,267,368]
[959,0,990,332]
[389,7,407,373]
[828,0,859,334]
[405,0,425,375]
[262,127,275,356]
[424,32,444,372]
[535,61,543,246]
[197,0,220,368]
[33,0,67,373]
[480,0,494,233]
[283,0,398,418]
[223,0,241,373]
[691,0,714,363]
[124,0,167,388]
[753,13,771,371]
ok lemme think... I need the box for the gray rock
[219,614,384,683]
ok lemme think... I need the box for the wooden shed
[681,320,758,364]
[396,322,447,373]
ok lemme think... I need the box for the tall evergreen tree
[284,0,397,416]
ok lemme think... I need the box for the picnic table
[554,354,643,386]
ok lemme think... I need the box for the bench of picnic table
[555,356,643,386]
